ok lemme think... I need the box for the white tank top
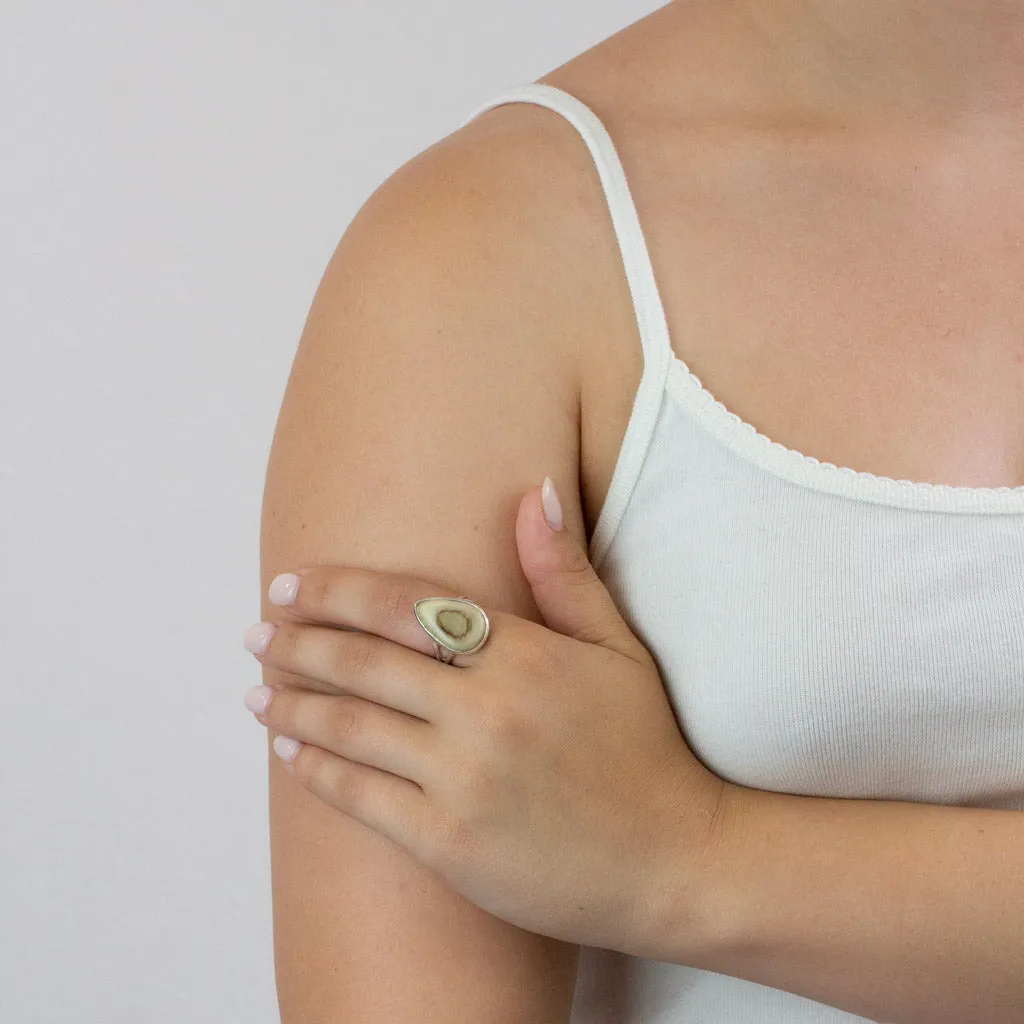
[459,82,1024,1023]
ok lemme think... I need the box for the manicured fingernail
[244,622,277,655]
[269,573,300,605]
[541,475,564,531]
[273,735,301,762]
[244,684,274,716]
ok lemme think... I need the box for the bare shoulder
[358,97,650,542]
[361,96,624,381]
[441,88,663,540]
[315,99,627,442]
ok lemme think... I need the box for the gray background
[1,1,662,1020]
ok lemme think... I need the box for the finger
[275,731,438,863]
[256,619,453,721]
[256,687,435,787]
[267,566,510,667]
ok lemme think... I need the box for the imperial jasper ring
[413,596,491,665]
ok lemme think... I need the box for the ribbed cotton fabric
[459,83,1024,1023]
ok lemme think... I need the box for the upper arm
[260,128,590,1023]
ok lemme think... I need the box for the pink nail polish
[541,475,564,531]
[269,573,300,606]
[244,684,274,716]
[244,622,276,656]
[273,735,301,762]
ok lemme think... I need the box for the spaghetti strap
[459,82,674,568]
[459,83,674,389]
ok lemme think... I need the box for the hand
[242,477,733,957]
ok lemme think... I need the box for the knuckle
[471,684,541,752]
[328,758,364,806]
[504,623,563,677]
[450,682,489,728]
[568,561,602,590]
[328,697,364,743]
[502,638,540,676]
[343,633,380,678]
[271,622,302,663]
[302,570,333,615]
[276,618,311,667]
[377,576,411,626]
[262,687,292,731]
[489,699,539,750]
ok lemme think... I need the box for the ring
[413,595,491,665]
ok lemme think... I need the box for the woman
[246,1,1024,1019]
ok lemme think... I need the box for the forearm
[664,785,1024,1023]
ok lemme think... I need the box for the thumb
[515,476,648,662]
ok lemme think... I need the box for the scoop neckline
[664,355,1024,514]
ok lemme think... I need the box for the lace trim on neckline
[664,356,1024,514]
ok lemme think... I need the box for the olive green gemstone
[414,597,490,654]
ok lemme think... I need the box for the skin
[534,0,1024,545]
[732,0,1024,124]
[246,522,731,960]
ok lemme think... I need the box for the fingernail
[541,475,564,531]
[273,735,301,762]
[244,684,275,716]
[269,573,300,605]
[244,622,277,656]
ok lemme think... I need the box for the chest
[578,122,1024,543]
[595,442,1024,809]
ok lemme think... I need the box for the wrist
[642,779,755,969]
